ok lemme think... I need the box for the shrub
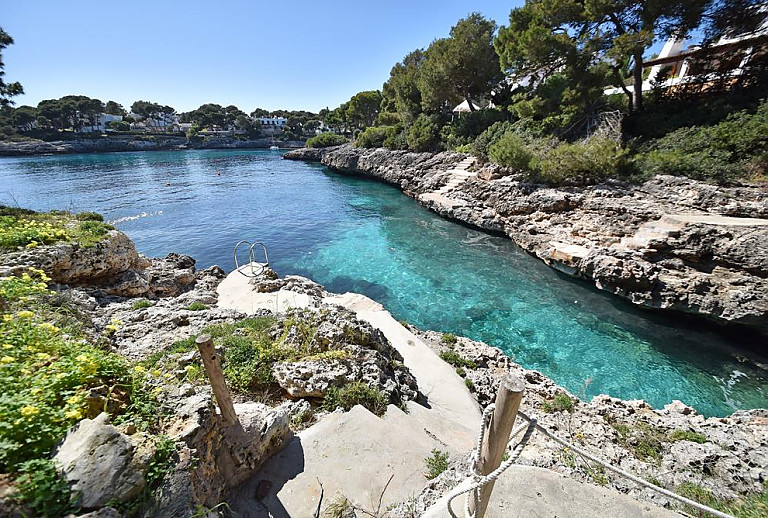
[15,458,78,516]
[472,121,514,160]
[75,211,104,222]
[677,481,768,517]
[406,114,442,152]
[322,381,388,416]
[131,299,153,310]
[668,429,707,444]
[440,333,457,345]
[185,301,209,311]
[383,126,408,150]
[541,393,574,413]
[488,132,534,171]
[355,125,400,149]
[306,132,347,148]
[107,120,130,132]
[537,137,628,186]
[424,449,449,479]
[439,350,476,370]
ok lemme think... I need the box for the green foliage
[472,121,515,160]
[75,211,104,222]
[131,299,153,311]
[611,420,665,463]
[488,132,534,171]
[439,350,476,370]
[322,381,388,416]
[406,114,442,152]
[541,393,574,413]
[107,120,130,132]
[0,207,112,249]
[306,132,347,148]
[677,482,768,518]
[345,90,382,129]
[633,99,768,184]
[15,458,78,517]
[0,269,155,470]
[440,333,457,345]
[419,13,501,114]
[464,378,475,390]
[184,302,209,311]
[0,27,24,107]
[382,50,426,123]
[355,125,400,149]
[536,137,629,186]
[424,449,450,479]
[668,429,707,444]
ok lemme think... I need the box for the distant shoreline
[0,135,306,157]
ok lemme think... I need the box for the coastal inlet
[0,149,765,416]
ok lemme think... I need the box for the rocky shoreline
[1,225,766,515]
[0,135,305,156]
[285,145,768,339]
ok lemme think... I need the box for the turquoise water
[0,149,765,416]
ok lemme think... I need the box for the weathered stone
[53,413,146,510]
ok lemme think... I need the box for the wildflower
[21,368,31,376]
[26,241,38,249]
[0,356,15,364]
[2,315,12,322]
[20,405,40,418]
[75,354,89,362]
[110,318,123,326]
[38,322,60,333]
[31,387,43,395]
[133,365,146,374]
[36,352,52,361]
[66,395,81,405]
[151,369,162,377]
[16,311,34,319]
[2,343,12,350]
[21,273,31,281]
[64,408,84,420]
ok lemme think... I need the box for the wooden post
[469,372,525,518]
[196,334,240,427]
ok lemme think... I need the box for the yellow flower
[0,356,15,364]
[38,322,60,333]
[20,405,40,418]
[2,343,12,350]
[25,241,38,249]
[21,368,31,376]
[133,365,146,374]
[64,408,83,420]
[151,369,161,377]
[16,310,34,319]
[66,395,81,405]
[31,387,43,395]
[110,318,123,326]
[2,315,12,322]
[21,273,31,281]
[36,352,52,361]
[75,354,89,362]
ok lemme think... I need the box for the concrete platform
[424,465,680,518]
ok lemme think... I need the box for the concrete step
[424,465,679,518]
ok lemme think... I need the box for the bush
[633,100,768,184]
[75,211,104,222]
[424,449,449,479]
[131,299,153,310]
[488,132,534,171]
[541,393,574,413]
[439,350,476,370]
[322,381,388,416]
[472,121,514,160]
[107,120,130,132]
[406,114,442,152]
[537,137,628,186]
[306,132,347,148]
[355,125,399,149]
[184,301,209,311]
[668,429,707,444]
[440,333,458,345]
[15,458,78,516]
[383,126,408,150]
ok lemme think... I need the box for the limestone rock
[53,413,146,510]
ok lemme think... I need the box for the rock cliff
[285,145,768,338]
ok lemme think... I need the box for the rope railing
[444,374,735,518]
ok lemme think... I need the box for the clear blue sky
[3,0,524,114]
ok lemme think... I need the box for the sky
[2,0,525,114]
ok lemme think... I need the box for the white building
[78,113,124,133]
[605,11,768,95]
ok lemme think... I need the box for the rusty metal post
[196,334,240,427]
[469,371,525,517]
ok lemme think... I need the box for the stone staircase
[418,156,477,208]
[434,156,477,195]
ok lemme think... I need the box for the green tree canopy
[0,28,23,107]
[345,90,382,129]
[495,0,709,112]
[105,101,127,116]
[382,49,425,123]
[419,13,502,113]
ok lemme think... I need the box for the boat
[269,137,279,150]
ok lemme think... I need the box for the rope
[444,408,735,518]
